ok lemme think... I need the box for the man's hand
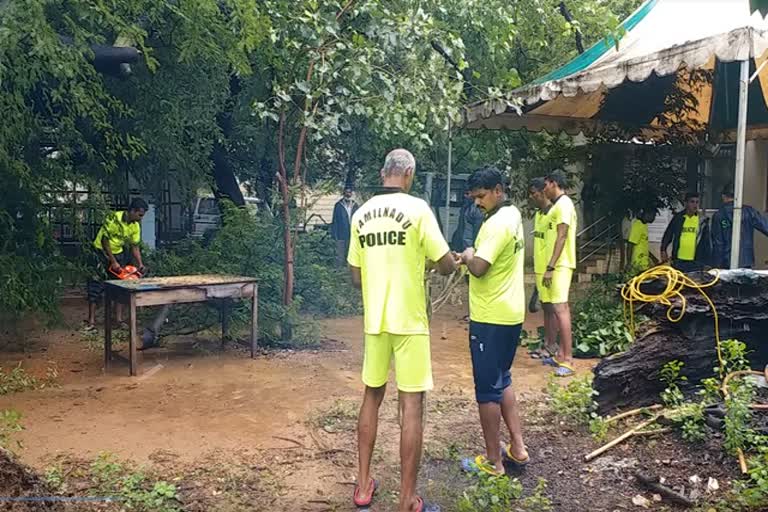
[137,265,147,276]
[109,260,121,274]
[543,269,554,288]
[460,247,475,264]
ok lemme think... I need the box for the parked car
[191,195,262,239]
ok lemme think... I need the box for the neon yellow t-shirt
[348,192,450,336]
[628,218,650,271]
[93,211,141,255]
[533,209,550,274]
[469,205,525,326]
[677,215,699,261]
[547,195,577,270]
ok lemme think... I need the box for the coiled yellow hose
[621,265,724,370]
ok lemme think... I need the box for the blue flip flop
[461,455,505,476]
[554,363,575,377]
[541,356,559,367]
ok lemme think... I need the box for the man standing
[331,185,359,267]
[459,167,529,476]
[627,210,656,274]
[451,189,483,251]
[528,178,557,360]
[348,149,455,512]
[541,170,577,378]
[711,184,768,268]
[86,198,148,329]
[661,192,705,272]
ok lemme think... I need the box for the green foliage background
[0,0,643,322]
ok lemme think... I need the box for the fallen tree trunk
[594,270,768,414]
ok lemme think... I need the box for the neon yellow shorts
[362,332,433,392]
[536,268,573,304]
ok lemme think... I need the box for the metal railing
[577,215,621,266]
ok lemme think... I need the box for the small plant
[311,399,358,433]
[0,364,38,395]
[679,404,707,443]
[0,409,23,449]
[518,478,553,511]
[724,379,757,456]
[457,473,523,512]
[88,453,181,512]
[720,339,751,375]
[659,360,686,407]
[547,374,606,438]
[572,279,636,357]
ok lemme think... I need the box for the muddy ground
[0,300,748,511]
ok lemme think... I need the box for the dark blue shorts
[469,321,522,404]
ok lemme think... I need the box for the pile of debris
[0,448,57,511]
[594,270,768,413]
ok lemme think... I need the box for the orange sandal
[353,478,378,508]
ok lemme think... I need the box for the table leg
[104,292,112,371]
[221,300,230,346]
[129,294,139,376]
[251,285,258,358]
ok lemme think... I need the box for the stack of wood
[593,270,768,414]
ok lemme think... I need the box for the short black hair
[467,166,504,191]
[529,177,546,192]
[545,169,568,189]
[684,191,700,201]
[722,184,734,198]
[129,197,149,211]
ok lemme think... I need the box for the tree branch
[430,40,473,99]
[558,1,584,54]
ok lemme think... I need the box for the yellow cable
[621,265,724,371]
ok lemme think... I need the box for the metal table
[104,275,258,376]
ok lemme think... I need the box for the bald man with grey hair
[348,148,455,512]
[382,148,416,176]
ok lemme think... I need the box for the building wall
[745,140,768,269]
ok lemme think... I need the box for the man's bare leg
[553,303,573,364]
[500,386,528,460]
[87,302,97,327]
[356,385,386,502]
[399,391,424,512]
[478,401,504,474]
[541,303,559,357]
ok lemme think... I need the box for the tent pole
[730,59,749,270]
[445,119,453,240]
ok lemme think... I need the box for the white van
[191,195,262,238]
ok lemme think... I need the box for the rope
[430,266,467,314]
[621,265,724,371]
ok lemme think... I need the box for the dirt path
[0,303,591,467]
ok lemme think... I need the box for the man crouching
[459,166,529,476]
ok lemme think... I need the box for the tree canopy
[0,0,642,317]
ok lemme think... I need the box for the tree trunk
[277,112,294,341]
[211,76,245,206]
[593,271,768,414]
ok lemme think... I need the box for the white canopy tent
[463,0,768,269]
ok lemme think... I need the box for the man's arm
[461,248,490,277]
[710,211,725,267]
[748,206,768,237]
[131,244,145,272]
[660,216,675,260]
[349,265,362,289]
[330,203,342,240]
[101,237,120,271]
[547,223,569,270]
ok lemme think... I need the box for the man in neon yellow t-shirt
[528,178,557,359]
[348,149,456,512]
[627,210,656,274]
[542,170,577,377]
[661,192,703,273]
[458,166,529,477]
[86,198,148,329]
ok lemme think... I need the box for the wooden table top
[105,274,257,292]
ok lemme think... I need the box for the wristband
[546,266,555,272]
